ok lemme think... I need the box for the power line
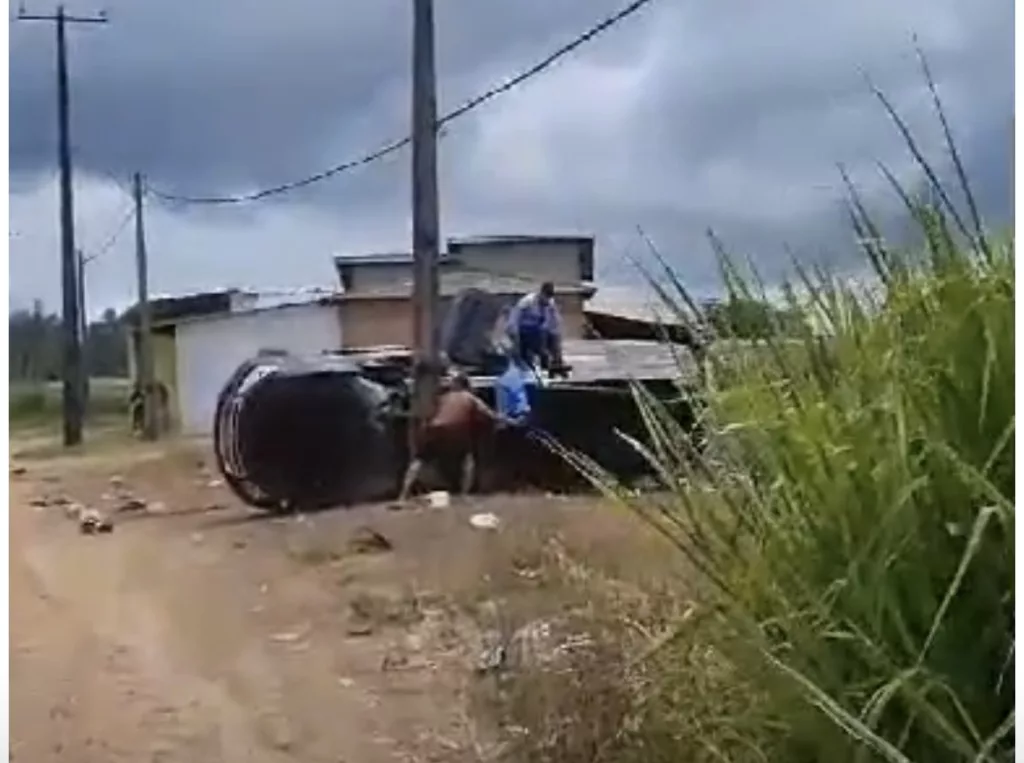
[83,204,134,264]
[149,0,658,206]
[89,164,136,198]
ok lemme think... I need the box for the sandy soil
[9,433,653,762]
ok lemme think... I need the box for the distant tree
[701,297,806,340]
[85,308,129,378]
[9,301,128,381]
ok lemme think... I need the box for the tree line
[9,301,128,381]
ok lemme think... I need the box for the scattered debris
[10,466,27,477]
[346,620,375,637]
[206,479,224,489]
[31,494,73,513]
[232,539,248,550]
[269,625,310,644]
[347,526,393,554]
[426,490,450,509]
[79,509,113,535]
[475,634,507,674]
[108,475,125,488]
[474,619,593,675]
[190,532,204,544]
[469,512,501,531]
[514,567,542,581]
[381,652,410,671]
[337,676,356,689]
[116,497,147,513]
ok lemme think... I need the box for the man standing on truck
[394,371,504,506]
[505,282,567,374]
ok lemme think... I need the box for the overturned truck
[213,289,704,511]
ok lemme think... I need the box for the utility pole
[76,248,90,407]
[132,172,158,441]
[410,0,442,441]
[18,5,108,447]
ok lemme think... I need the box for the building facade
[125,234,599,434]
[333,234,596,349]
[125,290,343,434]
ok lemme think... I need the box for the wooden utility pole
[76,248,90,406]
[18,5,107,446]
[410,0,442,438]
[132,172,158,441]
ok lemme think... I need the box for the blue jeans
[516,324,549,367]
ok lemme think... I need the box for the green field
[9,377,131,428]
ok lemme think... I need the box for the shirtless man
[395,371,502,504]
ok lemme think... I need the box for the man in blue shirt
[495,354,536,425]
[506,282,564,372]
[492,353,541,488]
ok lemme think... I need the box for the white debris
[469,512,500,531]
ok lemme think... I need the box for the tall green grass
[562,67,1014,761]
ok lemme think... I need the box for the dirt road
[9,432,667,762]
[10,440,494,762]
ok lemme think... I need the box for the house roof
[338,268,593,300]
[121,287,344,328]
[448,234,594,248]
[333,252,455,266]
[120,289,235,327]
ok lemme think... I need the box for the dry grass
[459,515,707,763]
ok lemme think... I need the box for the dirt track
[10,439,503,762]
[9,431,670,762]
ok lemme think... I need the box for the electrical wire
[148,0,658,206]
[83,204,134,264]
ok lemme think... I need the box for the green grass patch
[10,377,131,430]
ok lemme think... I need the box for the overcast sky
[9,0,1013,315]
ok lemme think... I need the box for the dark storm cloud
[10,0,637,191]
[9,0,1014,310]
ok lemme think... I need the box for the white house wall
[175,304,342,435]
